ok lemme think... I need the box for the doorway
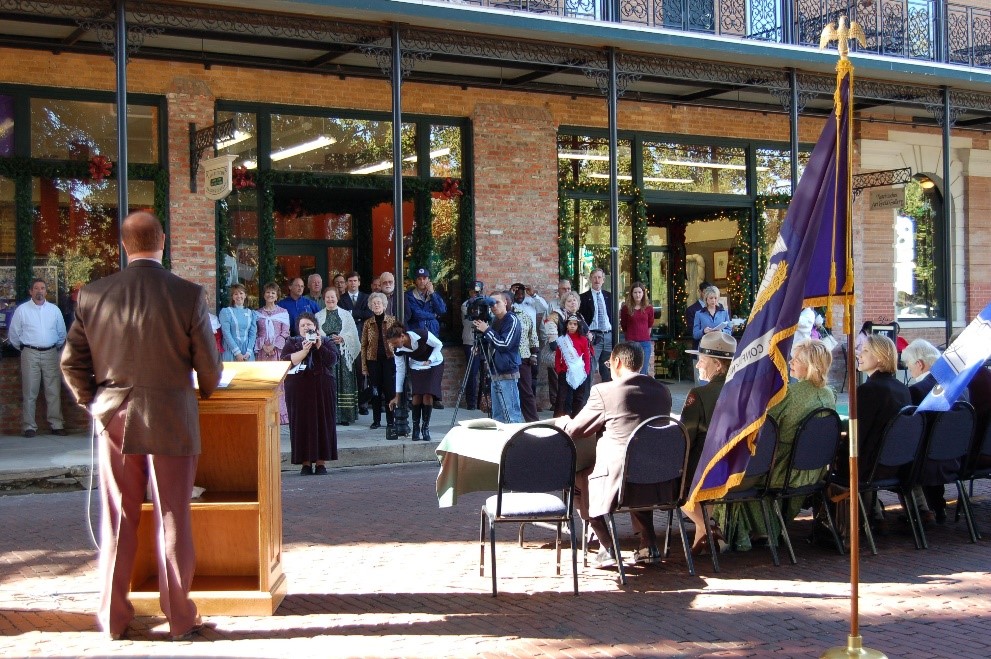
[271,184,402,290]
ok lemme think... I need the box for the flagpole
[821,16,886,659]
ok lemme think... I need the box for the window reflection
[755,146,810,195]
[0,96,12,157]
[430,125,462,178]
[0,177,13,260]
[642,142,748,194]
[270,115,415,175]
[557,135,633,186]
[32,178,153,315]
[216,111,257,170]
[895,179,942,320]
[30,99,158,163]
[565,198,633,292]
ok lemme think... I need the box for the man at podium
[60,211,223,642]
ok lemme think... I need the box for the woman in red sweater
[620,281,654,375]
[554,314,593,417]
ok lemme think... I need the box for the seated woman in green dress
[715,338,836,551]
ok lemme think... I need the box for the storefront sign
[870,187,904,210]
[202,155,238,201]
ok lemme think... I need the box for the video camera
[465,296,497,325]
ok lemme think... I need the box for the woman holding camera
[282,311,339,475]
[361,292,400,439]
[316,287,360,426]
[385,324,444,441]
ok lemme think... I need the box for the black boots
[411,404,422,442]
[420,404,432,442]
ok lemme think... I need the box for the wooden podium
[129,360,290,616]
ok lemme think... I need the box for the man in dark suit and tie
[60,211,222,642]
[558,341,673,568]
[578,267,614,383]
[338,270,372,414]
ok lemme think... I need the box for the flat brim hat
[686,332,737,360]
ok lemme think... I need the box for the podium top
[199,360,290,399]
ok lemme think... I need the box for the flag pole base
[822,636,887,658]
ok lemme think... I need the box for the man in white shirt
[8,278,67,437]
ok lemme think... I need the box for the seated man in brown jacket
[558,341,673,568]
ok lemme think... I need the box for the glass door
[647,247,669,336]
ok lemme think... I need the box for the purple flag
[687,65,853,505]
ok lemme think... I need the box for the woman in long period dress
[282,312,338,475]
[219,283,257,362]
[255,281,290,424]
[316,287,360,426]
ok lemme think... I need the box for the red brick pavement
[2,463,991,658]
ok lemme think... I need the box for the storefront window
[685,217,737,312]
[32,177,153,316]
[222,190,260,304]
[896,179,943,320]
[566,198,633,292]
[270,115,416,175]
[430,125,462,178]
[216,111,258,170]
[642,141,748,194]
[755,146,810,195]
[0,177,13,261]
[557,135,633,186]
[0,96,12,157]
[30,99,158,163]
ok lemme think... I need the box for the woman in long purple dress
[255,281,290,424]
[282,312,339,475]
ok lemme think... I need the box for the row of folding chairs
[476,403,991,595]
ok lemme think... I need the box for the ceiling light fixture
[216,130,252,149]
[349,148,451,175]
[270,135,335,162]
[588,173,693,184]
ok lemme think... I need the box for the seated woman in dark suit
[843,334,911,483]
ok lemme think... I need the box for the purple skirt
[410,363,444,398]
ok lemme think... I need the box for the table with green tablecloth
[435,421,597,507]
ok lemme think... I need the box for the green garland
[458,191,475,293]
[631,188,648,285]
[0,156,165,297]
[216,198,234,308]
[409,189,434,279]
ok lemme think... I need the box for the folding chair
[479,423,578,596]
[914,401,977,548]
[769,407,843,563]
[854,406,926,554]
[603,415,695,585]
[960,419,991,537]
[698,417,781,571]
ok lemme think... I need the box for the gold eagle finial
[819,16,867,60]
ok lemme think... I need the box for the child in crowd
[554,314,592,418]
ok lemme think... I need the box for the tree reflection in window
[895,179,942,320]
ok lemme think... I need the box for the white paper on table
[192,369,236,389]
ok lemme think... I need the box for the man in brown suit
[60,212,222,641]
[558,341,672,568]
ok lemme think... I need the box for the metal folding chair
[479,423,578,596]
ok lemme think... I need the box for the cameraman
[460,280,485,410]
[472,291,524,424]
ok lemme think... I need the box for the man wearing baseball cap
[405,267,448,408]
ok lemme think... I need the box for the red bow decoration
[232,166,255,190]
[441,178,463,200]
[87,155,113,183]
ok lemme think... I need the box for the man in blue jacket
[472,291,523,424]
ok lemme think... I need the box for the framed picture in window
[713,250,729,280]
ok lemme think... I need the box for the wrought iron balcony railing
[453,0,991,70]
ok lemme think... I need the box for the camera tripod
[452,331,511,425]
